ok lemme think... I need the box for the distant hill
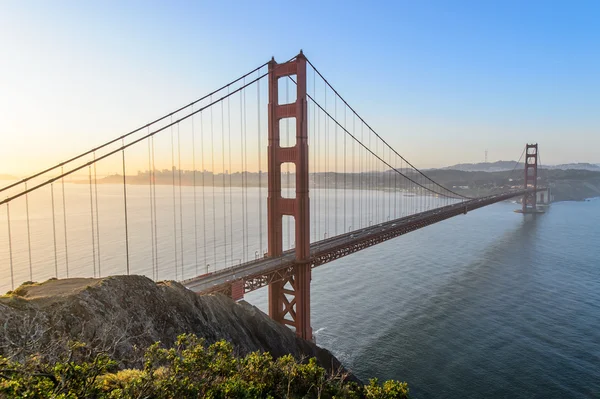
[442,161,600,172]
[547,163,600,171]
[442,161,522,172]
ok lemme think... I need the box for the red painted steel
[266,51,312,341]
[522,144,538,213]
[231,280,244,301]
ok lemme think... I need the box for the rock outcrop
[0,276,346,377]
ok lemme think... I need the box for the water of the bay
[246,198,600,398]
[2,179,598,397]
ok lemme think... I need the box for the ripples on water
[247,199,600,398]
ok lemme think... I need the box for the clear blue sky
[1,0,599,174]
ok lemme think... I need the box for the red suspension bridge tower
[522,143,539,213]
[267,51,313,341]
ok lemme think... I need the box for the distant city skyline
[1,1,599,176]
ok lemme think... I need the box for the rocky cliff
[0,276,347,377]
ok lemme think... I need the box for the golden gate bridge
[0,51,542,341]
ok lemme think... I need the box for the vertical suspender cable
[239,87,246,262]
[227,93,234,263]
[425,176,428,211]
[51,183,58,278]
[61,166,69,277]
[366,127,370,225]
[201,113,208,273]
[373,145,385,223]
[408,161,411,215]
[211,96,217,271]
[373,136,376,222]
[408,165,411,214]
[423,177,431,211]
[415,173,419,213]
[369,132,372,225]
[151,136,159,278]
[375,140,379,223]
[324,82,328,237]
[170,117,178,278]
[390,147,394,219]
[375,144,379,222]
[399,158,403,216]
[415,170,419,214]
[243,81,249,259]
[309,95,313,242]
[221,101,227,268]
[6,204,14,290]
[394,150,397,218]
[379,144,387,222]
[420,174,423,213]
[88,166,97,277]
[343,105,346,232]
[316,90,321,240]
[401,158,405,217]
[385,148,389,220]
[367,133,370,224]
[412,165,416,214]
[93,153,101,276]
[122,139,130,275]
[148,137,156,280]
[374,144,377,222]
[352,114,355,230]
[367,125,370,224]
[257,73,263,254]
[192,106,198,276]
[24,182,32,280]
[390,150,393,219]
[312,69,317,242]
[406,166,419,215]
[408,164,412,215]
[177,123,184,279]
[359,122,363,228]
[425,175,428,211]
[372,134,375,223]
[383,148,386,220]
[392,151,395,218]
[382,143,385,220]
[380,148,383,221]
[364,124,367,226]
[334,95,338,236]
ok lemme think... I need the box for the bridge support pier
[267,51,313,341]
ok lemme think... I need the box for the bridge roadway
[183,189,536,296]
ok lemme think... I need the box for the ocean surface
[2,179,599,397]
[247,198,600,398]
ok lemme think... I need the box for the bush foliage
[0,334,409,398]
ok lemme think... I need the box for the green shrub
[0,334,410,399]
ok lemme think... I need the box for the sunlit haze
[1,1,599,176]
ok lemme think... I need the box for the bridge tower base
[267,52,313,341]
[521,143,540,214]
